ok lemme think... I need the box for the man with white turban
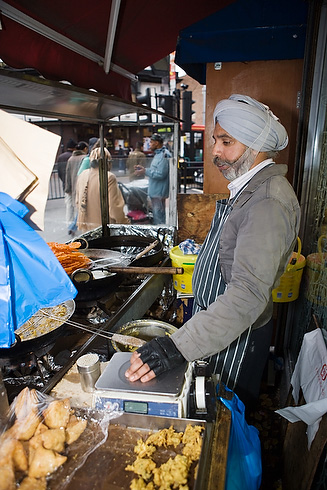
[126,94,300,414]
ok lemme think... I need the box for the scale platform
[94,352,192,418]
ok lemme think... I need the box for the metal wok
[72,235,165,302]
[0,301,75,364]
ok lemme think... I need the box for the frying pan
[72,235,165,302]
[0,301,76,363]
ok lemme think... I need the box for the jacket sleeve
[171,196,299,361]
[145,154,169,181]
[65,160,72,193]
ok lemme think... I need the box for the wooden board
[283,411,327,489]
[177,193,228,244]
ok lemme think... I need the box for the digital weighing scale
[94,352,193,418]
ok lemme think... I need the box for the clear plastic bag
[0,387,121,489]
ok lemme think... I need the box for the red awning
[0,0,233,100]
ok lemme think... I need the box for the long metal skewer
[40,311,146,348]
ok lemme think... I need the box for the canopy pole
[168,121,179,228]
[99,123,110,237]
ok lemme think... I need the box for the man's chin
[221,169,235,181]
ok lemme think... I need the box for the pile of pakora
[126,424,204,490]
[0,387,87,490]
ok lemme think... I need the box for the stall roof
[175,0,309,84]
[0,0,233,100]
[0,68,178,123]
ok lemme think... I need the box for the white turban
[213,94,288,152]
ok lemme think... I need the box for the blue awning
[175,0,308,84]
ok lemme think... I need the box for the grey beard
[214,148,257,181]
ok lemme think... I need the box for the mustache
[213,156,230,167]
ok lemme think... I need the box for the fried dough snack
[47,242,91,275]
[0,462,15,490]
[29,428,66,453]
[126,458,157,481]
[65,414,88,445]
[42,398,71,429]
[14,388,39,420]
[28,446,67,478]
[130,478,155,490]
[18,476,47,490]
[11,410,41,441]
[0,388,87,489]
[153,454,191,488]
[126,424,204,490]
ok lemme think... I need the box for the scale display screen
[124,400,148,414]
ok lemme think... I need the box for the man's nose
[212,141,222,157]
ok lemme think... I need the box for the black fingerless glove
[137,336,186,377]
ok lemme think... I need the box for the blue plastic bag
[219,386,262,490]
[0,192,77,348]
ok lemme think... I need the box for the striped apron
[192,191,252,390]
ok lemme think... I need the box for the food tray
[62,413,210,490]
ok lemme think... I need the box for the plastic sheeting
[0,192,77,348]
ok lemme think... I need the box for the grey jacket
[172,164,301,361]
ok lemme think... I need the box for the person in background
[76,147,129,232]
[118,144,126,174]
[77,137,98,176]
[133,133,171,224]
[65,141,88,236]
[126,94,301,415]
[127,141,146,181]
[56,138,76,191]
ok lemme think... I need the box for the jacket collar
[234,163,288,206]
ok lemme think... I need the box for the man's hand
[133,165,145,177]
[125,336,186,383]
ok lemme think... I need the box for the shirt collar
[227,158,274,198]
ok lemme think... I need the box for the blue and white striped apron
[192,191,252,390]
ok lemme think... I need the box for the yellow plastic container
[169,246,198,294]
[272,237,306,303]
[304,234,327,306]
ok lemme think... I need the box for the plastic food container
[169,246,198,294]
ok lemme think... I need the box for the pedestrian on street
[76,147,129,232]
[56,138,77,191]
[65,141,88,235]
[133,133,171,224]
[127,141,146,181]
[126,94,300,415]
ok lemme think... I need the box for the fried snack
[181,425,204,461]
[127,424,204,489]
[28,446,67,479]
[30,428,66,453]
[130,478,155,490]
[145,426,183,449]
[65,414,87,445]
[47,242,91,275]
[152,454,191,489]
[0,435,16,466]
[11,410,41,441]
[125,458,156,481]
[0,461,15,490]
[12,440,28,472]
[134,439,156,459]
[34,422,48,436]
[18,476,47,490]
[43,398,71,429]
[14,388,39,420]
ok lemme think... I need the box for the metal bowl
[112,319,178,352]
